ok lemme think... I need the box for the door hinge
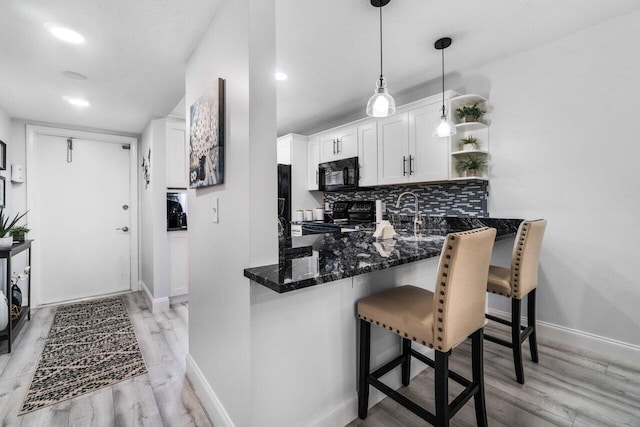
[122,144,131,150]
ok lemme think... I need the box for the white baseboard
[139,280,170,313]
[487,308,640,365]
[186,354,235,427]
[169,293,189,306]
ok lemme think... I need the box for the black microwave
[318,157,359,192]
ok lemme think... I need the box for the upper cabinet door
[357,121,378,187]
[377,112,409,185]
[408,103,449,183]
[307,138,320,191]
[319,132,337,163]
[166,121,187,188]
[335,126,358,160]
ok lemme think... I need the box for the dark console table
[0,240,32,353]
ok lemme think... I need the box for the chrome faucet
[395,192,423,234]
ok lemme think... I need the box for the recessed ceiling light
[63,96,90,107]
[275,72,288,81]
[45,24,85,44]
[62,71,88,81]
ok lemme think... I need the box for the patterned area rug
[20,296,147,414]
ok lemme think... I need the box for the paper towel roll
[375,200,383,223]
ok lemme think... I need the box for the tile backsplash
[324,181,488,217]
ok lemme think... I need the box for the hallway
[0,292,211,426]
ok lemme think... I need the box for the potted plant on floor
[458,135,480,151]
[456,155,488,178]
[0,209,28,249]
[455,103,486,123]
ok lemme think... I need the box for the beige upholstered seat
[356,227,496,426]
[487,266,511,296]
[358,285,435,348]
[485,219,547,384]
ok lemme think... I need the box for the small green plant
[458,135,480,150]
[456,154,488,176]
[0,209,28,238]
[9,226,30,239]
[455,103,486,121]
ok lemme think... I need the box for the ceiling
[1,1,639,136]
[0,0,222,134]
[276,0,640,136]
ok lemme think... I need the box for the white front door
[34,134,132,304]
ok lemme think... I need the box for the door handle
[409,155,414,175]
[116,226,129,232]
[402,156,407,176]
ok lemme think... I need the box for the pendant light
[433,37,456,137]
[366,0,396,118]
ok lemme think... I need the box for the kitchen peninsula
[247,216,521,426]
[245,217,521,293]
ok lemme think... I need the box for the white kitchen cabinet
[169,230,188,297]
[319,126,357,163]
[377,112,409,185]
[408,103,449,182]
[166,120,187,188]
[377,99,451,185]
[357,120,378,187]
[307,137,320,191]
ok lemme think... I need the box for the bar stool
[357,227,496,427]
[485,219,547,384]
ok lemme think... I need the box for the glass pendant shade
[434,114,457,137]
[366,77,396,118]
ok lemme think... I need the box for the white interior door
[35,135,131,304]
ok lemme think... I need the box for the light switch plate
[212,197,219,223]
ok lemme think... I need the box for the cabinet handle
[409,155,414,175]
[332,139,336,155]
[402,156,407,176]
[337,138,341,154]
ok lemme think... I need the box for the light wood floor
[348,323,640,427]
[0,292,212,427]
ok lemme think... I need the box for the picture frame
[0,140,6,171]
[189,77,226,188]
[0,176,5,208]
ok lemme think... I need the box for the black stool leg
[401,338,411,386]
[472,329,488,427]
[528,289,539,363]
[358,319,371,419]
[435,350,450,427]
[512,298,525,384]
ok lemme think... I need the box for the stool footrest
[410,349,471,387]
[484,333,513,348]
[370,354,405,379]
[449,383,481,418]
[368,376,436,424]
[519,326,534,343]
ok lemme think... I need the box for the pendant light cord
[379,5,384,84]
[441,47,446,116]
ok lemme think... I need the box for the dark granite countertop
[244,217,522,294]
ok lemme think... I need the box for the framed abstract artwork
[0,140,6,171]
[189,78,226,188]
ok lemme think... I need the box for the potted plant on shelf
[9,226,30,242]
[455,102,486,123]
[458,135,480,151]
[455,154,488,178]
[0,209,28,249]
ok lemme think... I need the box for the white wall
[395,11,640,348]
[185,0,277,425]
[139,123,155,292]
